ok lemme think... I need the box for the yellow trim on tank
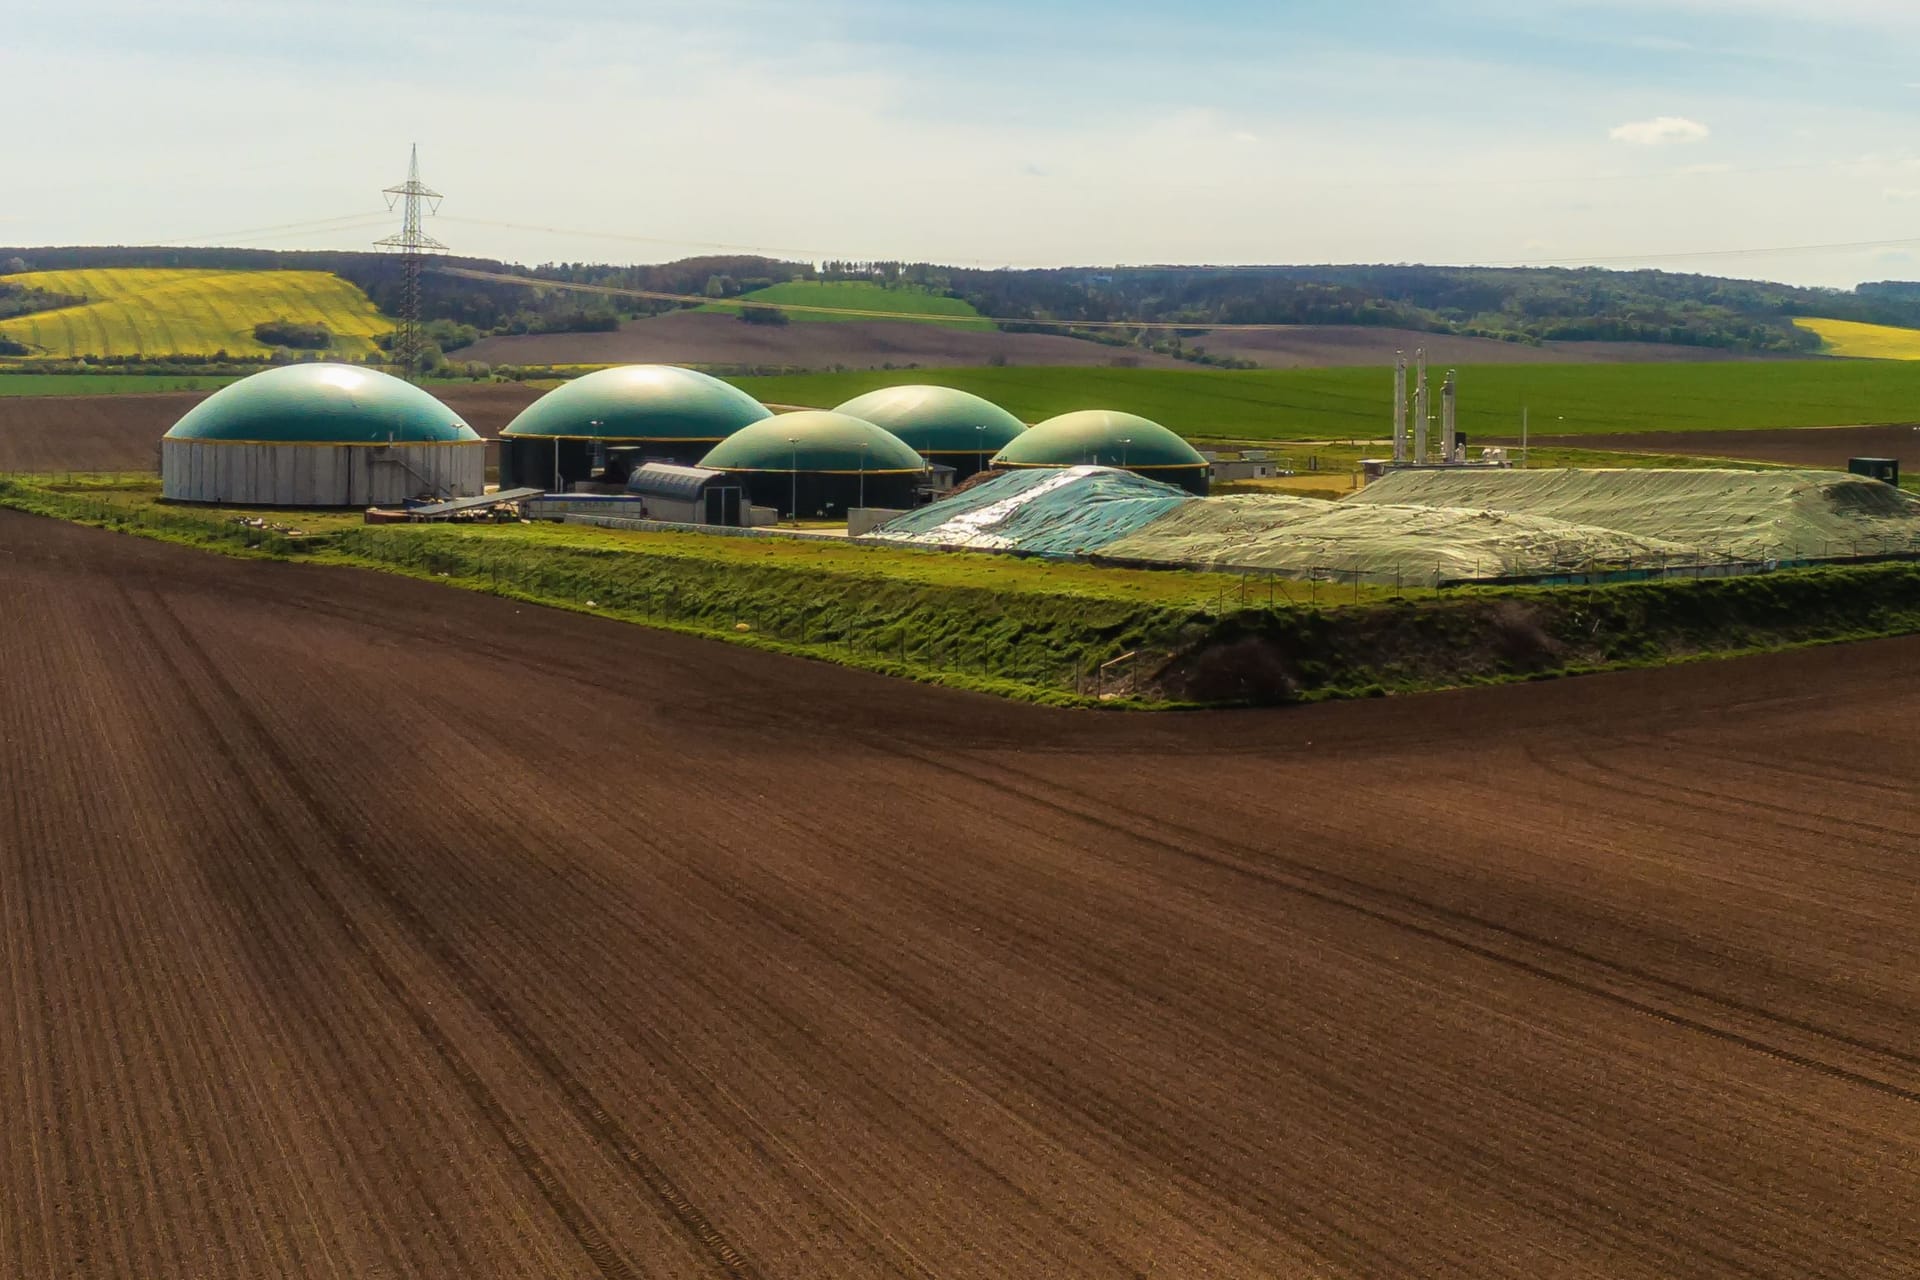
[496,433,730,442]
[162,438,482,448]
[704,467,929,476]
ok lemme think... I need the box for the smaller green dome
[831,385,1026,455]
[501,365,771,441]
[993,410,1204,471]
[700,411,927,473]
[165,364,477,444]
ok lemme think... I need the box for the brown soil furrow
[942,744,1920,1095]
[136,587,756,1280]
[6,509,1920,1278]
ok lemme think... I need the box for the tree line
[9,245,1920,358]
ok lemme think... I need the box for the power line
[170,211,394,246]
[438,213,1920,276]
[438,216,844,261]
[1476,235,1920,269]
[375,146,447,381]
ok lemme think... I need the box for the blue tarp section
[866,466,1192,557]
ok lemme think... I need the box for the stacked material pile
[868,465,1920,585]
[1353,468,1920,562]
[1097,494,1705,582]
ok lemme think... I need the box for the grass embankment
[0,268,391,360]
[703,280,991,329]
[0,477,1294,704]
[8,474,1920,707]
[730,360,1920,441]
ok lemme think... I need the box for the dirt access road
[4,511,1918,1279]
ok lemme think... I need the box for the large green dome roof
[699,411,926,473]
[830,385,1026,455]
[500,365,771,441]
[992,410,1205,471]
[164,364,477,444]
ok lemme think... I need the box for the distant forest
[8,244,1920,356]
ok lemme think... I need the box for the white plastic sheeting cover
[866,466,1191,555]
[1099,494,1707,583]
[1353,468,1920,561]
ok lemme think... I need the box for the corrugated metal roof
[626,462,728,502]
[408,487,543,517]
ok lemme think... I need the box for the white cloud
[1608,115,1712,145]
[1230,130,1261,144]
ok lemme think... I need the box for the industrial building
[624,462,746,525]
[161,363,483,507]
[498,365,773,490]
[992,410,1211,494]
[699,411,927,518]
[831,385,1027,481]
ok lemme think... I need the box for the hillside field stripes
[697,279,994,329]
[0,268,392,359]
[1794,317,1920,360]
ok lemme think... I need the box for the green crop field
[704,280,991,329]
[730,360,1920,440]
[0,268,392,360]
[0,373,240,396]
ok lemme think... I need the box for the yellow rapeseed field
[1793,317,1920,360]
[0,268,392,360]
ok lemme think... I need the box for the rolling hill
[1794,317,1920,360]
[702,280,991,328]
[0,268,392,360]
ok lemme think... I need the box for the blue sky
[7,0,1920,286]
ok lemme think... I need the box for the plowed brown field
[0,384,540,473]
[5,510,1919,1279]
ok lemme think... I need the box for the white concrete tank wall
[162,441,485,506]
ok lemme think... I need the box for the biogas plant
[158,360,1920,589]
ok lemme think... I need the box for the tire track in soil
[10,512,1920,1278]
[110,584,485,1279]
[129,585,759,1280]
[909,746,1920,1103]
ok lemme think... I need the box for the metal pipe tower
[1412,348,1429,464]
[375,145,446,381]
[1392,352,1407,463]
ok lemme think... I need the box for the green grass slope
[0,268,392,360]
[13,474,1920,707]
[730,360,1920,441]
[704,280,992,329]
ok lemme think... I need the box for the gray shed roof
[626,461,730,502]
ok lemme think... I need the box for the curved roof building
[992,409,1210,494]
[499,365,772,488]
[830,385,1026,480]
[699,411,927,518]
[161,364,483,506]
